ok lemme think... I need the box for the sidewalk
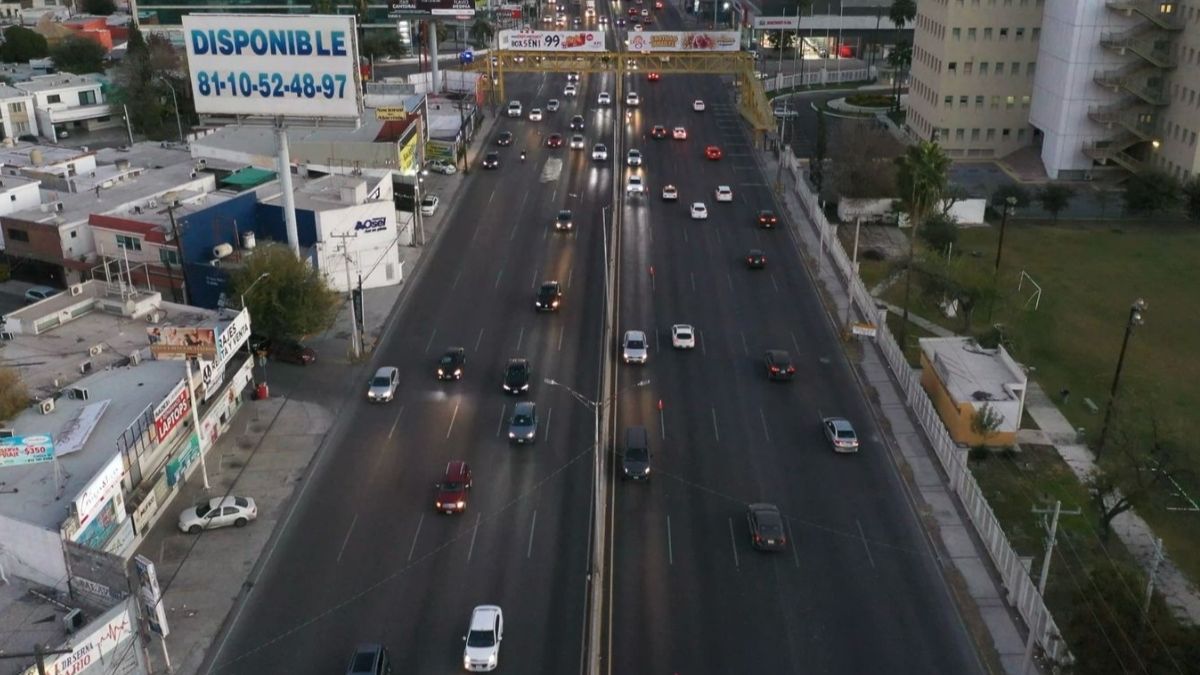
[134,111,503,675]
[756,149,1029,674]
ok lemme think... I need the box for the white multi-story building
[15,73,118,142]
[0,84,39,141]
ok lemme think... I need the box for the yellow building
[919,337,1027,447]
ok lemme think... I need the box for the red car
[705,145,723,160]
[434,460,472,514]
[647,72,660,82]
[628,7,638,16]
[546,133,564,148]
[650,125,668,139]
[758,210,778,227]
[655,0,663,7]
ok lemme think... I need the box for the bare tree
[1088,411,1185,540]
[831,124,899,198]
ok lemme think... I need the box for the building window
[1006,95,1016,108]
[971,128,981,140]
[960,95,969,107]
[980,62,989,75]
[956,128,965,140]
[1028,62,1036,77]
[6,227,28,242]
[990,95,1000,109]
[47,94,61,104]
[987,128,996,140]
[1016,27,1025,40]
[1011,62,1021,75]
[968,27,977,40]
[975,95,985,108]
[999,27,1009,40]
[984,28,993,40]
[996,62,1005,75]
[70,230,77,237]
[14,121,29,135]
[1032,27,1040,41]
[7,101,24,113]
[1002,128,1011,138]
[1021,95,1031,108]
[944,95,954,107]
[159,248,180,266]
[115,234,142,251]
[1018,129,1027,141]
[953,27,961,39]
[964,62,973,74]
[78,90,97,106]
[949,61,958,73]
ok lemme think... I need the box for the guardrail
[762,66,876,92]
[780,151,1072,666]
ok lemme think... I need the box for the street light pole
[994,195,1018,273]
[1097,299,1147,456]
[159,76,184,144]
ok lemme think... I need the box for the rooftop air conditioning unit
[55,202,63,212]
[39,398,55,414]
[68,387,90,400]
[129,351,141,366]
[69,283,83,296]
[79,361,92,374]
[63,609,84,633]
[147,198,158,209]
[0,331,14,340]
[88,344,102,357]
[147,311,164,324]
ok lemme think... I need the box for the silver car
[622,330,648,364]
[508,402,538,444]
[823,417,860,452]
[367,366,399,402]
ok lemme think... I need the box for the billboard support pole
[185,357,210,490]
[276,119,301,256]
[429,19,441,93]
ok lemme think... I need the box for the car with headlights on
[569,134,585,149]
[178,496,257,534]
[592,143,608,161]
[570,114,585,131]
[535,281,563,311]
[758,209,778,228]
[462,605,504,671]
[436,347,466,380]
[528,108,543,121]
[495,131,514,146]
[506,100,522,117]
[546,133,564,148]
[626,148,643,166]
[564,83,578,96]
[622,330,649,364]
[625,91,640,106]
[508,402,538,444]
[366,366,399,402]
[626,174,645,194]
[598,91,612,105]
[434,460,472,514]
[502,358,531,394]
[482,152,501,169]
[555,209,574,231]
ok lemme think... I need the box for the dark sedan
[747,503,787,551]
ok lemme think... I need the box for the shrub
[845,93,893,108]
[0,368,29,421]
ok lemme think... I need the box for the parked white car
[425,158,457,175]
[463,605,504,671]
[178,496,257,534]
[671,324,696,349]
[420,195,440,216]
[690,202,708,219]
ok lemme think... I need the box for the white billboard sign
[183,14,362,118]
[499,30,607,52]
[626,31,741,52]
[753,16,800,29]
[22,600,141,675]
[73,454,125,527]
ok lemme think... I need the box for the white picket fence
[762,67,876,92]
[780,152,1072,666]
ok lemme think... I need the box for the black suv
[345,644,392,675]
[535,281,563,311]
[621,426,651,481]
[555,209,574,231]
[570,115,585,131]
[502,358,531,394]
[496,131,514,146]
[436,347,466,380]
[482,151,501,169]
[764,349,796,380]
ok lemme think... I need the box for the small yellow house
[919,337,1027,447]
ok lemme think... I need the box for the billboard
[499,30,607,52]
[148,325,217,358]
[753,16,800,29]
[153,378,192,443]
[0,434,54,468]
[183,15,362,118]
[626,31,741,52]
[389,0,478,16]
[215,307,251,367]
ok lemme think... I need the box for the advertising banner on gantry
[183,14,362,118]
[626,31,741,52]
[499,30,607,52]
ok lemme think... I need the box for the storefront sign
[74,454,124,526]
[153,379,192,443]
[216,308,251,366]
[627,31,741,52]
[166,433,201,487]
[0,434,55,468]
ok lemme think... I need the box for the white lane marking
[407,514,424,561]
[336,514,358,563]
[511,221,519,240]
[496,403,507,437]
[659,403,666,440]
[424,328,437,354]
[532,268,540,289]
[475,328,485,352]
[699,328,706,355]
[728,518,740,569]
[544,406,553,442]
[772,273,780,293]
[690,272,696,292]
[451,268,463,290]
[655,327,661,353]
[760,408,772,443]
[667,516,674,566]
[516,325,525,352]
[467,513,481,561]
[711,407,720,442]
[445,401,460,439]
[568,265,574,290]
[388,405,406,440]
[683,228,689,244]
[857,519,877,568]
[494,266,505,289]
[557,325,565,352]
[787,516,800,568]
[791,331,801,355]
[527,510,538,558]
[714,227,723,246]
[740,331,749,356]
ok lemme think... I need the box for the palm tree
[887,0,916,109]
[894,141,951,348]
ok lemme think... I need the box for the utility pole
[1022,501,1079,674]
[1097,299,1148,456]
[164,202,189,305]
[843,217,861,330]
[1143,537,1164,616]
[329,232,362,359]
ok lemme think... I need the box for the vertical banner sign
[184,14,363,118]
[135,555,170,637]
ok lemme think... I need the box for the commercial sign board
[153,378,192,443]
[147,325,217,359]
[753,16,800,29]
[376,106,408,121]
[74,454,125,527]
[499,30,606,52]
[183,14,362,119]
[135,555,170,637]
[388,0,480,16]
[0,434,55,468]
[215,308,251,367]
[626,31,741,52]
[23,600,140,675]
[166,433,202,487]
[398,133,420,175]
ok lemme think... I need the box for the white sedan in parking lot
[715,185,734,202]
[178,496,258,534]
[690,202,708,219]
[671,324,696,349]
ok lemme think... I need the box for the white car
[547,99,561,112]
[661,184,678,200]
[425,158,457,175]
[570,134,586,149]
[622,330,649,364]
[366,366,400,401]
[690,202,708,219]
[506,100,522,117]
[626,149,643,166]
[564,83,578,96]
[671,324,696,349]
[693,99,706,112]
[529,108,543,121]
[626,91,640,106]
[598,91,612,105]
[672,126,687,140]
[463,605,504,671]
[592,143,609,161]
[626,174,645,194]
[419,195,439,216]
[178,496,257,534]
[715,185,734,202]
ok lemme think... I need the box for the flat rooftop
[261,173,382,212]
[0,143,91,169]
[191,121,390,161]
[0,577,71,675]
[920,337,1026,404]
[95,141,194,170]
[15,73,102,93]
[0,358,184,530]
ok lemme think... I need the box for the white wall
[1030,0,1139,178]
[0,514,69,591]
[970,399,1022,434]
[315,200,403,291]
[0,179,40,216]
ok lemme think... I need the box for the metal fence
[762,67,876,92]
[781,152,1071,665]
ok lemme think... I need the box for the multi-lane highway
[202,1,984,673]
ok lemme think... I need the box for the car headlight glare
[456,501,465,508]
[521,384,529,391]
[509,432,516,438]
